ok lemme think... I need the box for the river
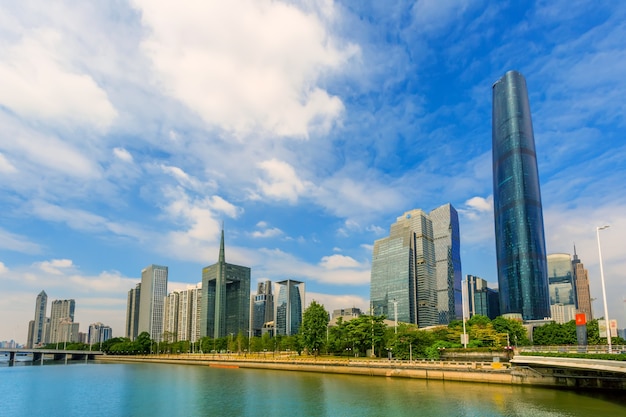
[1,362,625,416]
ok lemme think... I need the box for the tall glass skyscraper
[31,290,47,347]
[430,204,462,324]
[492,70,550,320]
[370,209,438,328]
[274,279,305,336]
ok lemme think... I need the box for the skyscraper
[138,264,168,341]
[572,246,593,320]
[251,280,274,337]
[30,290,47,347]
[201,229,250,339]
[430,204,462,324]
[49,299,75,344]
[370,209,438,328]
[465,275,500,320]
[275,279,305,336]
[547,253,577,323]
[125,283,141,341]
[492,70,550,320]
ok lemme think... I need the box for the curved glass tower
[492,70,550,321]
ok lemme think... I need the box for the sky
[1,0,625,343]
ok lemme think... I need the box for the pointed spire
[573,243,579,261]
[218,222,225,264]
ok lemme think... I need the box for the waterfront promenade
[97,352,626,390]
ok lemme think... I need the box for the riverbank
[97,354,514,385]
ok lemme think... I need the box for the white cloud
[463,195,493,218]
[0,262,8,275]
[256,159,309,203]
[113,147,133,163]
[255,248,371,285]
[306,292,369,315]
[0,28,117,130]
[319,254,361,269]
[132,0,357,137]
[251,228,283,239]
[0,153,17,173]
[0,228,41,254]
[36,259,74,275]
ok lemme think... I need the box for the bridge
[0,348,104,366]
[510,355,626,389]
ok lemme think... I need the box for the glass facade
[547,253,577,323]
[275,280,304,336]
[138,264,168,342]
[430,204,462,324]
[492,70,550,320]
[32,290,47,347]
[252,280,274,337]
[201,229,250,339]
[370,209,438,328]
[465,275,500,320]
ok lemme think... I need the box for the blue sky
[1,0,625,343]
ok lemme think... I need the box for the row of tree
[57,301,626,358]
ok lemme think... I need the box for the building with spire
[492,70,550,320]
[201,228,251,339]
[572,246,593,320]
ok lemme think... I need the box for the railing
[518,345,626,355]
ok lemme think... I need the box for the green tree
[492,316,530,346]
[345,315,386,357]
[300,301,329,356]
[135,331,152,353]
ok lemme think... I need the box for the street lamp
[392,299,398,334]
[596,225,612,353]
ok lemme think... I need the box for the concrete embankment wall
[97,356,513,385]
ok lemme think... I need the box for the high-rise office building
[125,283,141,341]
[465,275,500,320]
[251,280,274,337]
[201,229,250,339]
[492,70,550,320]
[370,209,438,328]
[138,264,168,341]
[30,290,47,347]
[275,279,305,336]
[572,247,593,320]
[431,204,462,324]
[547,253,577,324]
[49,299,76,344]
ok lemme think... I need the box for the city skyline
[1,1,626,342]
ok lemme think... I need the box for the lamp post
[462,277,468,348]
[392,299,398,334]
[596,225,612,353]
